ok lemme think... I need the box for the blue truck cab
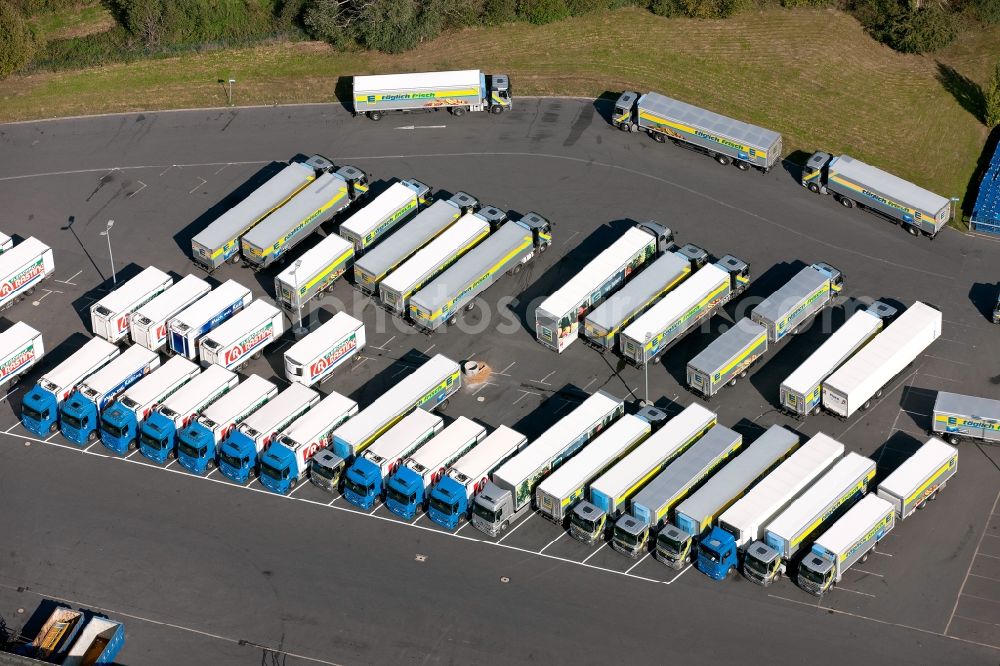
[427,476,470,529]
[342,457,387,509]
[176,420,220,474]
[20,383,62,436]
[138,410,183,463]
[59,391,104,445]
[218,431,261,483]
[695,526,739,580]
[258,440,310,494]
[99,401,142,455]
[384,467,432,520]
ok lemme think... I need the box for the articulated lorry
[342,408,443,509]
[750,263,844,343]
[695,432,842,580]
[306,354,461,492]
[932,391,1000,445]
[168,279,253,360]
[217,383,319,483]
[99,356,200,455]
[90,266,172,344]
[687,318,768,399]
[427,425,528,530]
[620,255,750,366]
[273,233,354,312]
[877,437,957,519]
[0,237,55,312]
[823,301,941,418]
[353,192,477,294]
[0,322,43,389]
[241,160,368,269]
[611,423,742,558]
[657,425,799,570]
[742,451,875,586]
[129,275,211,352]
[613,91,783,173]
[569,404,715,545]
[536,413,651,525]
[62,616,125,666]
[797,494,895,596]
[472,390,624,536]
[339,179,429,253]
[584,245,704,352]
[191,157,322,270]
[176,374,277,474]
[284,312,365,386]
[385,416,487,519]
[21,337,119,436]
[138,365,238,463]
[198,300,283,371]
[352,69,511,120]
[409,213,552,331]
[60,345,160,445]
[802,152,951,238]
[535,222,674,353]
[780,302,894,417]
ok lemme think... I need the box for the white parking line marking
[581,546,604,564]
[55,269,83,285]
[668,564,692,584]
[582,378,597,391]
[834,586,875,597]
[539,530,567,554]
[969,573,1000,583]
[625,552,651,574]
[923,354,970,366]
[372,335,395,351]
[206,468,218,479]
[945,487,1000,636]
[44,431,59,442]
[953,614,1000,628]
[533,370,556,385]
[127,180,147,198]
[455,521,471,535]
[495,361,516,376]
[2,387,22,402]
[424,344,436,354]
[851,568,884,578]
[188,177,207,194]
[497,512,536,543]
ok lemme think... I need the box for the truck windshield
[570,512,597,534]
[699,544,721,563]
[311,462,335,481]
[344,477,372,498]
[472,501,499,524]
[260,461,285,481]
[386,486,414,507]
[139,431,166,450]
[177,442,202,459]
[428,495,455,516]
[798,566,825,585]
[614,528,640,547]
[102,421,126,438]
[743,553,769,575]
[219,452,244,470]
[21,404,43,421]
[657,532,683,553]
[61,413,84,430]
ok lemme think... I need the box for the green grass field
[2,7,996,215]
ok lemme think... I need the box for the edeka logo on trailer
[224,322,274,367]
[309,333,357,381]
[1,257,45,298]
[0,344,36,379]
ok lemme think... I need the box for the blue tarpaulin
[972,141,1000,235]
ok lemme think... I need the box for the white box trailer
[877,437,957,519]
[535,223,671,353]
[129,274,211,352]
[749,263,843,343]
[780,303,890,417]
[90,266,172,343]
[686,318,768,399]
[352,69,511,118]
[185,375,277,445]
[167,280,253,360]
[198,300,283,371]
[339,179,430,253]
[823,301,941,418]
[273,233,354,312]
[932,391,1000,445]
[0,322,43,387]
[355,409,443,480]
[379,211,491,314]
[536,413,651,523]
[284,312,365,386]
[0,237,55,311]
[0,232,11,253]
[190,159,318,270]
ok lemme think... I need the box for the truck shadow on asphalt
[508,382,591,441]
[870,431,926,484]
[342,347,435,408]
[968,282,999,323]
[780,150,812,185]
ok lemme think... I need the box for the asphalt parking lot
[0,99,998,664]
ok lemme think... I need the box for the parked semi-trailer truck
[584,245,705,352]
[191,157,321,270]
[696,432,843,581]
[60,345,160,445]
[90,266,172,344]
[339,179,429,253]
[932,391,1000,445]
[409,213,552,331]
[99,356,200,455]
[535,222,674,353]
[0,237,55,312]
[352,70,511,120]
[472,390,625,536]
[741,451,875,586]
[138,365,238,463]
[21,338,119,436]
[569,404,715,545]
[217,383,319,483]
[353,192,478,294]
[168,279,253,360]
[801,152,952,238]
[306,354,461,492]
[427,425,528,530]
[780,302,895,417]
[686,318,768,399]
[823,301,941,418]
[385,416,487,519]
[273,233,354,312]
[750,263,844,343]
[877,437,957,519]
[0,322,43,389]
[198,300,283,371]
[611,423,742,558]
[129,275,211,352]
[621,255,750,366]
[241,161,367,269]
[284,312,365,386]
[613,91,783,173]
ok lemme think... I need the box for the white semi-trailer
[90,267,172,344]
[352,70,511,120]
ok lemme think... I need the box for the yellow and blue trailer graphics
[932,391,1000,445]
[274,233,355,312]
[877,437,957,520]
[750,262,844,343]
[352,70,511,118]
[687,318,768,399]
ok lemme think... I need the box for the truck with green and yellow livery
[352,70,511,120]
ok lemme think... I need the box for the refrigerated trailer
[0,322,43,388]
[198,300,283,371]
[932,391,1000,445]
[167,279,253,360]
[352,70,511,119]
[0,237,55,312]
[535,222,673,353]
[877,437,957,519]
[750,262,843,343]
[273,233,354,312]
[613,90,783,173]
[129,275,211,352]
[284,312,364,386]
[686,318,768,399]
[90,266,172,343]
[338,179,429,253]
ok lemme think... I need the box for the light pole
[100,219,116,285]
[291,259,306,338]
[227,78,236,106]
[950,196,960,227]
[643,332,652,407]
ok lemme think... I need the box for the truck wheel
[253,350,263,360]
[88,430,97,442]
[947,435,959,446]
[438,399,450,411]
[491,105,503,114]
[875,389,883,399]
[862,399,872,410]
[447,316,457,326]
[740,370,748,378]
[906,225,919,237]
[839,197,855,209]
[49,423,58,434]
[807,182,821,194]
[812,407,821,416]
[228,254,240,264]
[452,106,465,117]
[368,111,382,121]
[651,132,666,143]
[715,154,730,166]
[206,459,215,470]
[465,301,476,312]
[500,520,510,533]
[510,263,522,275]
[735,161,750,171]
[729,378,738,386]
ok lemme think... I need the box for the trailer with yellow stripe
[352,70,511,120]
[274,233,355,312]
[932,391,1000,445]
[877,437,957,520]
[687,318,767,399]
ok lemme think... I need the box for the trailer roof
[782,309,882,395]
[80,345,157,395]
[93,266,171,314]
[0,321,39,356]
[448,425,526,481]
[201,374,275,421]
[282,390,357,443]
[638,91,781,153]
[366,408,441,459]
[538,227,654,318]
[171,280,251,329]
[586,251,690,330]
[242,172,348,249]
[830,155,949,216]
[121,356,198,407]
[159,364,236,415]
[353,70,482,94]
[688,318,766,374]
[240,383,317,432]
[381,213,489,293]
[0,237,48,272]
[751,265,828,324]
[878,437,956,499]
[814,494,893,554]
[133,275,210,325]
[354,199,461,279]
[340,181,417,238]
[201,300,278,346]
[623,263,728,342]
[408,416,485,469]
[275,232,353,287]
[933,391,1000,420]
[285,312,363,365]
